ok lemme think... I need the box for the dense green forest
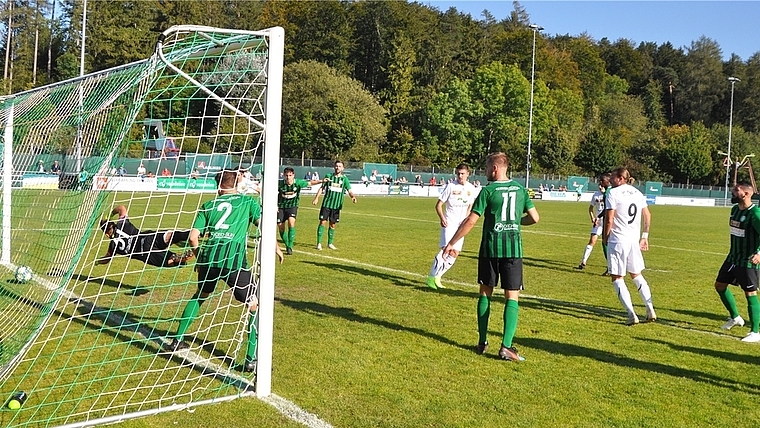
[2,0,758,184]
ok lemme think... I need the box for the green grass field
[8,195,760,428]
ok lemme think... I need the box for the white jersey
[237,171,260,194]
[439,181,476,224]
[590,190,605,218]
[605,184,647,244]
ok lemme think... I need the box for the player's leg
[608,242,637,324]
[286,212,297,254]
[327,209,340,249]
[277,209,287,246]
[628,248,655,321]
[733,268,760,341]
[578,232,597,269]
[227,269,258,370]
[475,258,497,354]
[316,208,328,250]
[715,261,744,329]
[164,229,190,246]
[499,258,525,361]
[166,267,217,351]
[427,227,457,289]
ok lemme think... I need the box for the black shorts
[196,265,256,304]
[277,207,298,224]
[478,258,524,290]
[131,231,176,267]
[319,207,341,224]
[716,260,760,292]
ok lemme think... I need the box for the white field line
[300,206,726,257]
[293,250,738,341]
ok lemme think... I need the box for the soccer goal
[0,25,283,428]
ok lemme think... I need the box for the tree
[679,37,724,126]
[660,123,713,184]
[281,60,387,161]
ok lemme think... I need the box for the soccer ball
[14,266,33,283]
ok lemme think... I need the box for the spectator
[304,171,312,180]
[50,160,61,175]
[137,163,147,180]
[550,184,555,191]
[38,160,45,173]
[161,167,172,177]
[361,173,369,185]
[190,169,199,180]
[370,171,377,184]
[147,171,155,178]
[312,170,319,181]
[415,175,423,186]
[429,176,437,186]
[117,165,127,177]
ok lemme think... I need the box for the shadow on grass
[637,337,760,366]
[300,260,422,289]
[668,307,727,323]
[72,273,150,296]
[517,337,760,393]
[519,296,623,324]
[276,296,474,353]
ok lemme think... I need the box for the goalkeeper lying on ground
[97,205,193,267]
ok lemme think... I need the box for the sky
[425,1,760,61]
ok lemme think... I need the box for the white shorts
[440,224,464,252]
[607,241,645,276]
[590,224,603,236]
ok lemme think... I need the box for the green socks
[748,294,760,333]
[327,228,335,245]
[288,226,296,248]
[718,288,740,319]
[176,298,202,341]
[502,299,519,348]
[317,224,324,244]
[477,295,490,345]
[246,312,257,363]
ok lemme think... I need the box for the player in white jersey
[576,173,611,270]
[426,164,477,289]
[237,170,260,195]
[603,167,655,325]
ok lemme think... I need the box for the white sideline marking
[295,250,737,340]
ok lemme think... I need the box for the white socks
[613,278,636,316]
[633,275,654,313]
[429,250,455,278]
[581,245,593,264]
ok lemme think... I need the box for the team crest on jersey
[741,216,747,222]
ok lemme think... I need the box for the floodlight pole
[75,0,87,174]
[525,24,543,189]
[725,76,740,202]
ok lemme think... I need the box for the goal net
[0,25,283,428]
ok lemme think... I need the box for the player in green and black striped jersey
[715,181,760,342]
[278,167,322,255]
[443,152,539,361]
[312,160,357,250]
[165,169,283,372]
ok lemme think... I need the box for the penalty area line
[294,250,736,341]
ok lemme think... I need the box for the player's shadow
[300,260,421,289]
[517,337,760,393]
[519,296,628,325]
[276,297,474,353]
[668,308,727,323]
[67,297,245,379]
[636,337,760,366]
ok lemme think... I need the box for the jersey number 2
[214,202,233,229]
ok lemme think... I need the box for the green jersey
[193,193,261,270]
[727,203,760,269]
[472,179,534,258]
[278,178,310,209]
[320,173,351,210]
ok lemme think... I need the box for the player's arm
[603,208,615,246]
[311,184,322,205]
[749,211,760,265]
[344,178,357,203]
[111,205,128,219]
[435,199,447,227]
[588,203,596,223]
[522,207,539,225]
[188,228,202,258]
[443,212,480,257]
[640,206,651,251]
[96,250,113,265]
